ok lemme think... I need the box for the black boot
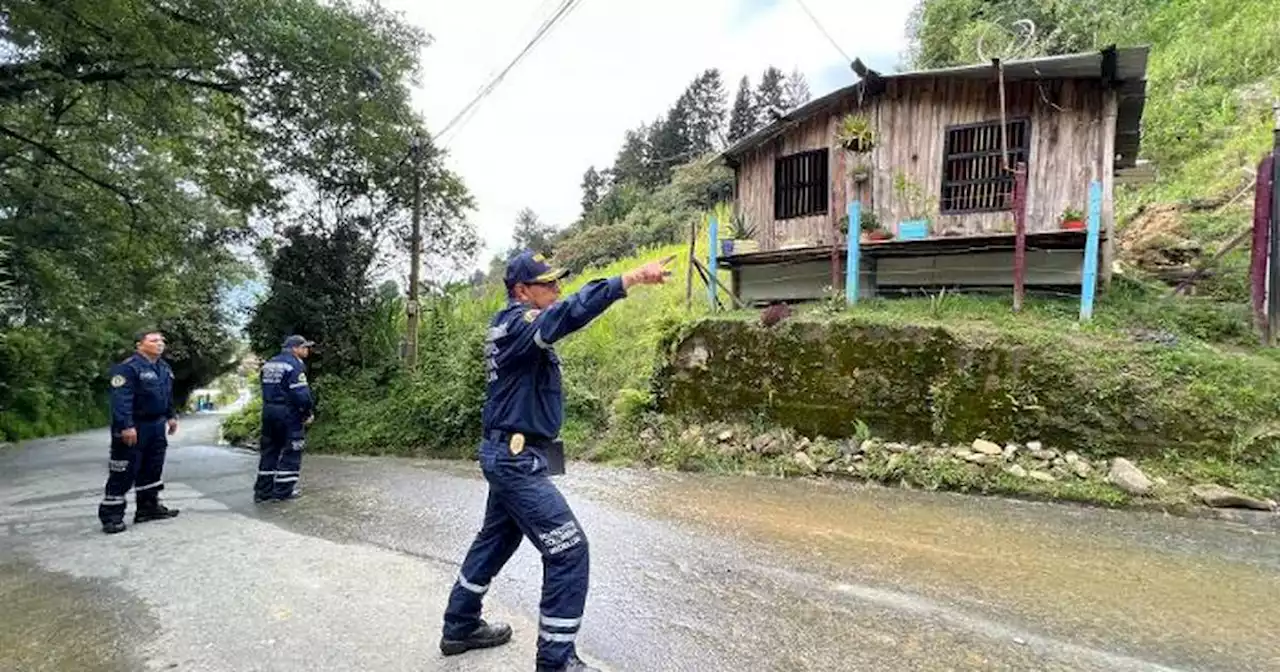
[134,503,180,523]
[102,521,127,534]
[439,620,513,656]
[538,654,600,672]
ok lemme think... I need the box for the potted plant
[850,164,871,184]
[836,113,875,153]
[893,172,932,240]
[1060,207,1086,231]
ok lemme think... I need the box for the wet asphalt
[2,413,1279,672]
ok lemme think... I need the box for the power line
[436,0,585,146]
[791,0,851,64]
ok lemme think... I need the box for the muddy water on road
[596,470,1280,670]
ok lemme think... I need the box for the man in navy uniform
[254,335,315,502]
[439,251,671,672]
[99,329,181,534]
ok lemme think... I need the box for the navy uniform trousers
[254,403,304,500]
[98,417,169,524]
[443,437,589,669]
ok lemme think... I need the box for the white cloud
[383,0,915,272]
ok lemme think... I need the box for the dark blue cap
[504,250,568,288]
[282,335,315,349]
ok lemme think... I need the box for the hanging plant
[836,113,875,153]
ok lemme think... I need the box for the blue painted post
[846,201,861,304]
[1080,180,1103,321]
[708,215,719,310]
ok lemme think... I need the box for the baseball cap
[282,335,315,348]
[504,250,569,288]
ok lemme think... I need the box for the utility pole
[406,133,423,369]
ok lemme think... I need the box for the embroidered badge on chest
[523,309,540,323]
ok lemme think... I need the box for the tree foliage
[0,0,469,439]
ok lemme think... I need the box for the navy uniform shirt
[109,354,176,432]
[260,351,314,417]
[482,276,627,440]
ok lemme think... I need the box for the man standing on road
[98,329,181,534]
[254,335,315,503]
[439,251,671,672]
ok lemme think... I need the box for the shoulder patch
[110,375,126,388]
[297,372,307,384]
[523,309,541,323]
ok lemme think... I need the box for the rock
[839,440,863,457]
[1026,440,1044,452]
[717,429,734,442]
[1064,451,1081,465]
[886,454,903,471]
[1030,448,1057,461]
[1052,457,1065,467]
[1004,464,1028,478]
[793,451,818,474]
[1028,470,1057,483]
[860,439,879,453]
[951,446,972,458]
[794,437,812,452]
[886,442,910,453]
[965,453,996,465]
[1192,484,1277,511]
[1002,444,1018,461]
[1108,458,1153,495]
[751,434,776,452]
[971,439,1003,456]
[1153,476,1168,487]
[1071,461,1093,479]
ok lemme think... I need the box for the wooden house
[715,46,1151,305]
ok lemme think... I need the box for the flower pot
[1061,219,1086,231]
[720,239,734,255]
[897,219,930,241]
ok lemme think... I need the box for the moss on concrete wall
[653,315,1280,459]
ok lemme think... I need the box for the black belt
[136,414,166,422]
[486,429,554,448]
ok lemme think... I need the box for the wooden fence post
[1012,162,1028,312]
[1080,180,1103,321]
[846,201,861,304]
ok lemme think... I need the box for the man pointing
[439,251,671,672]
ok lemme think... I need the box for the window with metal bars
[773,149,828,220]
[940,119,1029,214]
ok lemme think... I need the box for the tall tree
[580,167,605,215]
[511,208,556,255]
[611,123,653,187]
[783,68,812,109]
[728,75,757,143]
[755,67,788,125]
[683,69,728,155]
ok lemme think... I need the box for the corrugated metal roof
[720,45,1150,169]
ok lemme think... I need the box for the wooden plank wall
[733,77,1112,249]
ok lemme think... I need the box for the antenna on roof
[976,18,1037,62]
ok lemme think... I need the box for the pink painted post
[1251,154,1274,342]
[1012,162,1028,313]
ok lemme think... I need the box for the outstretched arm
[530,256,674,348]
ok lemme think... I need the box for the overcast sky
[385,0,917,270]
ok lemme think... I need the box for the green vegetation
[1,0,462,441]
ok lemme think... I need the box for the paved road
[3,416,1279,672]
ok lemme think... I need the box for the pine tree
[512,208,556,255]
[728,75,757,143]
[783,68,812,109]
[612,123,652,187]
[684,69,727,155]
[580,166,605,216]
[755,66,788,125]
